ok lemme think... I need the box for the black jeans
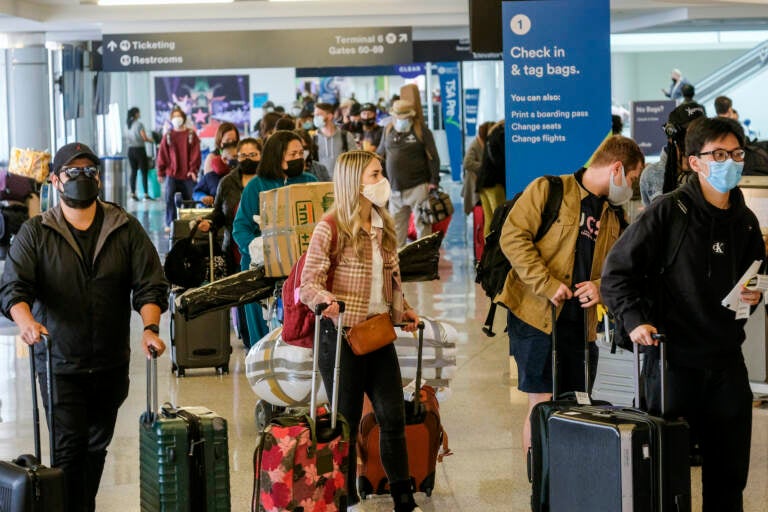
[318,318,409,501]
[127,146,149,195]
[38,365,130,512]
[663,357,753,512]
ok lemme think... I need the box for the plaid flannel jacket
[299,219,408,328]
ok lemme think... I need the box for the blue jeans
[164,177,194,226]
[318,318,409,501]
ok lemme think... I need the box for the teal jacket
[232,172,318,269]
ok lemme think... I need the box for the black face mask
[284,158,305,178]
[363,118,376,127]
[59,176,99,209]
[239,159,259,175]
[227,158,238,168]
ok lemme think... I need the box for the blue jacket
[232,172,318,269]
[193,171,225,206]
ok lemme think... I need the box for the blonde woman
[300,150,422,512]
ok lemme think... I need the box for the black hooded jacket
[0,201,169,374]
[601,176,765,369]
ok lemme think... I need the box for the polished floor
[0,181,767,511]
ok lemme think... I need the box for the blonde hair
[331,150,397,257]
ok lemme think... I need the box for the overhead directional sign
[102,27,413,71]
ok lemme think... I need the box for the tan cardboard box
[260,182,335,277]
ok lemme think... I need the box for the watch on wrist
[143,324,160,335]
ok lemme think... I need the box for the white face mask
[303,149,310,160]
[394,118,412,133]
[361,177,391,207]
[607,164,633,206]
[313,115,326,129]
[171,117,184,129]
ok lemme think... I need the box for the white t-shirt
[367,209,389,316]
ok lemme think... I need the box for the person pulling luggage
[602,117,764,512]
[496,136,644,457]
[299,150,423,512]
[0,142,169,512]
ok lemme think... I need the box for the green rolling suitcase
[140,349,231,511]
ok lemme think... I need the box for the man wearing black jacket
[601,118,764,512]
[0,142,169,512]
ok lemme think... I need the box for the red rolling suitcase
[0,335,65,511]
[357,321,451,498]
[547,335,692,512]
[252,302,350,512]
[472,203,484,263]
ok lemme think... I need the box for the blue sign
[631,100,677,156]
[464,88,480,137]
[437,62,463,182]
[503,0,611,196]
[252,92,269,108]
[395,63,426,79]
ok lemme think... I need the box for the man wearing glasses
[602,117,764,511]
[0,142,169,512]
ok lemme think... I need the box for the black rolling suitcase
[528,306,610,512]
[170,226,232,377]
[0,335,65,511]
[547,335,692,511]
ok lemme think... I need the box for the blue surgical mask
[394,119,412,133]
[302,121,314,131]
[705,159,744,193]
[313,115,326,129]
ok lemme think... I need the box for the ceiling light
[98,0,233,5]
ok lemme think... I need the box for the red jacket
[157,129,201,181]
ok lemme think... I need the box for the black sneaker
[130,194,139,201]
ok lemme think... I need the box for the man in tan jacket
[496,135,644,454]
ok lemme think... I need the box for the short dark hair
[275,116,296,131]
[681,84,695,100]
[257,130,302,180]
[685,117,745,157]
[714,96,733,116]
[237,137,262,154]
[293,128,319,162]
[260,112,282,137]
[315,103,334,115]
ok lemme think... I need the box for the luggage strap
[176,409,208,512]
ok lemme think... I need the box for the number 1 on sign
[511,14,532,36]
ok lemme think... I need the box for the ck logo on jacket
[712,241,725,254]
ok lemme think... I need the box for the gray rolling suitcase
[547,335,691,511]
[170,228,232,377]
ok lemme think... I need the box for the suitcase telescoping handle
[145,346,159,424]
[29,334,56,466]
[311,301,346,428]
[394,321,426,403]
[550,304,592,397]
[632,333,669,415]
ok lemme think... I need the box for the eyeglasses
[61,166,99,179]
[697,148,746,163]
[285,151,304,159]
[238,153,260,160]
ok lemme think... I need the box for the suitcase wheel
[425,488,433,497]
[216,364,229,375]
[175,366,186,377]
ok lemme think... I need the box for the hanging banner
[437,62,463,182]
[464,88,480,137]
[503,0,611,196]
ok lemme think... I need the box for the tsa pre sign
[503,0,611,196]
[437,63,463,182]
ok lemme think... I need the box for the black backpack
[743,139,768,176]
[476,176,564,336]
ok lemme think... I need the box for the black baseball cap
[360,102,377,113]
[52,142,99,174]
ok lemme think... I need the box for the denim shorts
[507,311,599,394]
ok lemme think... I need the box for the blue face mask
[302,121,314,131]
[705,159,744,193]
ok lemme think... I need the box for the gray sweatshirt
[377,125,441,192]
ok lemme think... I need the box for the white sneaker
[347,504,365,512]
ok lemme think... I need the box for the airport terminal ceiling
[0,0,767,36]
